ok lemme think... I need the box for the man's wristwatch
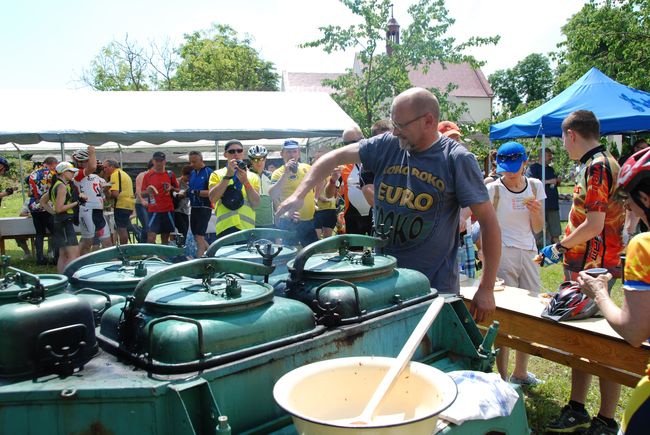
[555,243,569,254]
[224,175,233,180]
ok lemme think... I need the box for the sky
[0,0,587,90]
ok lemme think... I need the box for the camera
[290,162,298,174]
[236,160,247,170]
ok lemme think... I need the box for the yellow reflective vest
[208,168,259,235]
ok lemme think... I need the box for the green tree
[489,53,553,113]
[553,0,650,93]
[173,24,279,91]
[81,36,153,91]
[302,0,499,135]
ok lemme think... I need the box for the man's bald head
[342,126,364,144]
[392,87,440,122]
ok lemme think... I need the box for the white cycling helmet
[247,145,268,159]
[72,149,89,162]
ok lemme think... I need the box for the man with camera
[269,139,318,246]
[208,140,260,239]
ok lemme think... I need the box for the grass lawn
[0,187,636,432]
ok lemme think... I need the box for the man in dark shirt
[277,87,501,323]
[526,149,562,244]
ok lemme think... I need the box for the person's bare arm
[468,200,501,323]
[208,160,236,203]
[276,144,361,217]
[239,169,260,208]
[526,199,544,234]
[558,211,605,249]
[579,272,650,346]
[39,191,55,214]
[86,146,97,175]
[54,184,78,213]
[361,184,374,206]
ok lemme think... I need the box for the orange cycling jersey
[563,148,624,277]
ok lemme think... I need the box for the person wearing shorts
[313,150,338,239]
[103,159,136,245]
[72,148,112,255]
[50,162,85,272]
[188,151,213,257]
[141,151,179,244]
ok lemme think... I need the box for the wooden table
[0,217,36,255]
[460,282,650,387]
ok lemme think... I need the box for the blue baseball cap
[496,141,527,174]
[283,139,299,149]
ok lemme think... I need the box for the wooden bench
[0,217,38,256]
[460,282,650,387]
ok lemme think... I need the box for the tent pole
[117,143,123,167]
[214,140,219,170]
[60,141,65,162]
[541,135,546,247]
[12,143,25,203]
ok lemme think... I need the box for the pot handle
[204,228,294,257]
[63,244,184,278]
[291,235,387,281]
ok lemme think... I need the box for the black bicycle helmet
[0,157,9,171]
[541,281,600,321]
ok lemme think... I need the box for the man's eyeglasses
[226,148,244,155]
[496,153,524,163]
[391,113,428,131]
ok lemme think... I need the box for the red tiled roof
[407,62,494,98]
[282,72,344,93]
[282,62,493,98]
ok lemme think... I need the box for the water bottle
[463,234,476,278]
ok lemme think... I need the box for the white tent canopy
[0,90,355,145]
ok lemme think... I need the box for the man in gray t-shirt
[359,133,489,294]
[276,87,501,323]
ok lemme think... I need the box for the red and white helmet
[618,147,650,194]
[541,281,600,322]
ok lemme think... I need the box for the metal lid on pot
[288,251,396,281]
[144,275,274,315]
[0,271,68,304]
[215,243,297,264]
[70,258,172,293]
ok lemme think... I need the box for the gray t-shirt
[359,133,489,293]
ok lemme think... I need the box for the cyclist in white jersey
[72,148,113,255]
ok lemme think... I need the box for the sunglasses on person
[226,148,244,155]
[249,157,264,162]
[496,153,524,163]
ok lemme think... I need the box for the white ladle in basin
[349,296,445,426]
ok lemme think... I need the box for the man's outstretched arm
[275,143,361,217]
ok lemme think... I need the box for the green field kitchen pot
[98,258,322,373]
[275,235,435,325]
[205,228,298,282]
[273,356,457,435]
[0,266,97,377]
[63,244,183,322]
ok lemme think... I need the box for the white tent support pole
[215,140,219,170]
[541,135,546,247]
[117,143,123,167]
[60,141,65,161]
[11,142,25,203]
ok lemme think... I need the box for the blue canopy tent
[490,67,650,140]
[489,67,650,244]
